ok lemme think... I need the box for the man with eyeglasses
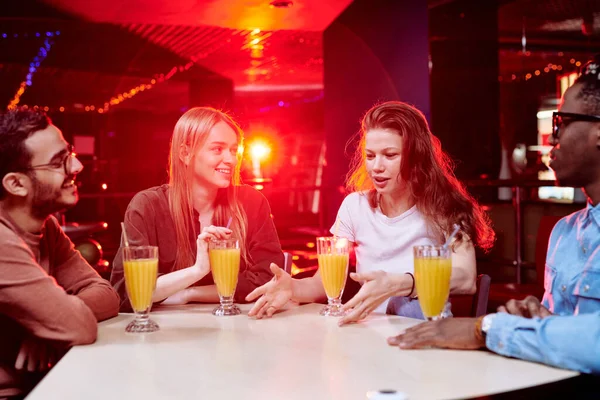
[386,56,600,375]
[0,109,119,398]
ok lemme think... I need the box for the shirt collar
[587,200,600,227]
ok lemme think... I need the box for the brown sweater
[0,208,120,398]
[111,184,284,312]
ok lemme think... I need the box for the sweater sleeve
[47,217,120,322]
[0,233,98,346]
[234,189,282,302]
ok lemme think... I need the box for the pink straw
[225,217,232,229]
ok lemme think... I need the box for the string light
[498,52,581,83]
[0,31,60,39]
[20,59,196,113]
[7,37,55,110]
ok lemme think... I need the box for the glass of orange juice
[413,245,452,320]
[123,246,160,333]
[317,236,349,316]
[209,238,241,316]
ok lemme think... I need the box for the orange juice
[124,258,158,312]
[210,248,241,297]
[414,257,452,318]
[318,254,349,299]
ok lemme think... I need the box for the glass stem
[135,308,150,323]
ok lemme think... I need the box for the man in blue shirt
[387,56,600,374]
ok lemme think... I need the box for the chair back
[449,273,491,317]
[471,274,491,317]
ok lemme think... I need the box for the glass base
[126,317,160,333]
[213,304,241,316]
[320,303,346,317]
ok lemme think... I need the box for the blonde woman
[110,107,283,311]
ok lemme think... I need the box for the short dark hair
[575,54,600,115]
[0,108,51,198]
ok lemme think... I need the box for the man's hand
[15,337,60,372]
[387,318,485,350]
[498,295,552,319]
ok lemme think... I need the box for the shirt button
[561,285,567,292]
[583,247,587,254]
[584,284,590,292]
[498,342,503,349]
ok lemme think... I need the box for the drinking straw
[443,224,461,249]
[120,222,130,247]
[225,217,233,229]
[333,218,340,238]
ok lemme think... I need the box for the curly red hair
[346,101,495,252]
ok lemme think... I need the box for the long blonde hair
[168,107,249,270]
[346,101,495,252]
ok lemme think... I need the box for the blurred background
[2,0,598,309]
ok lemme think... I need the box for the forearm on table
[152,267,207,303]
[291,274,327,303]
[487,312,600,374]
[76,285,120,321]
[186,285,220,303]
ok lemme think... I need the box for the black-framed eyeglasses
[552,111,600,141]
[22,144,77,175]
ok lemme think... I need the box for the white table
[26,304,577,400]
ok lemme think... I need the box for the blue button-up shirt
[543,201,600,315]
[486,201,600,372]
[486,311,600,374]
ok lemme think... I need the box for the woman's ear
[179,144,191,166]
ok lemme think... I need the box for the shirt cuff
[485,312,539,359]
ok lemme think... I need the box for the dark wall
[323,0,430,225]
[430,0,501,181]
[190,77,234,111]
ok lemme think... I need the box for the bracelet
[474,315,485,344]
[405,272,415,298]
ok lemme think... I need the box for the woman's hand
[246,263,295,319]
[193,225,232,277]
[339,271,395,326]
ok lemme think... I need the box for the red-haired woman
[111,107,284,311]
[247,101,494,324]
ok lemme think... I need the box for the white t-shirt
[330,191,436,313]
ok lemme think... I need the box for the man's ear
[179,144,191,166]
[2,173,29,198]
